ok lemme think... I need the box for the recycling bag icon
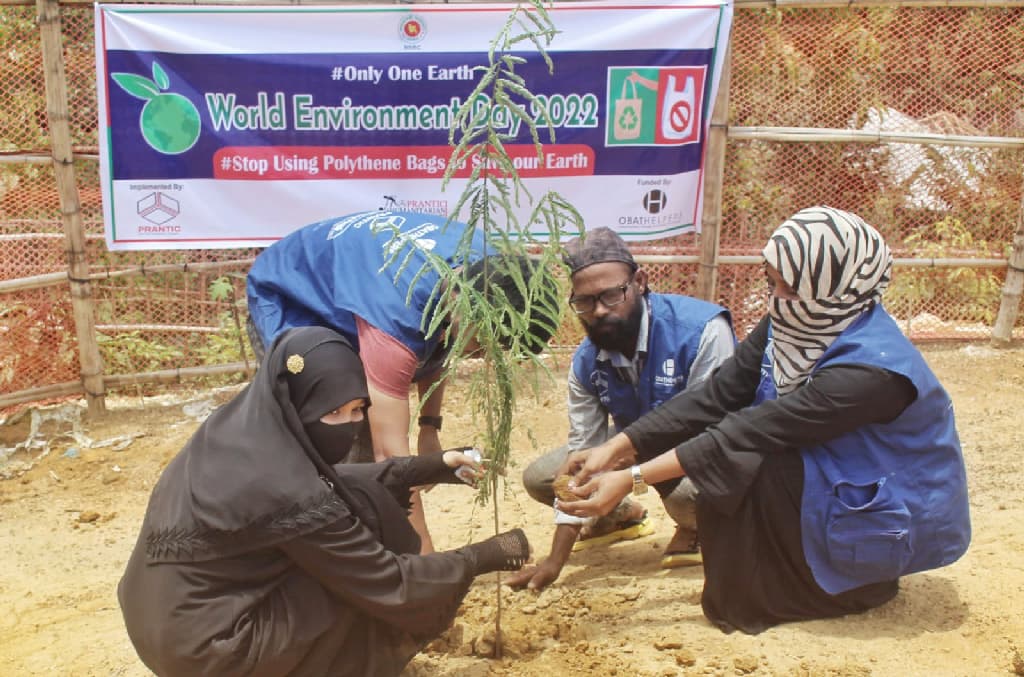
[613,77,643,141]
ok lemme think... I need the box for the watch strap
[630,464,648,495]
[418,415,443,430]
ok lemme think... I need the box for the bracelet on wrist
[418,415,443,431]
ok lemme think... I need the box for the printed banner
[95,1,733,250]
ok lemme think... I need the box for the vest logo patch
[326,210,386,239]
[325,211,440,260]
[654,357,685,387]
[591,370,610,405]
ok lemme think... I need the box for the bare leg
[407,489,434,554]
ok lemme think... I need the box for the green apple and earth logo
[112,62,201,155]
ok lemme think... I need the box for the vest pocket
[825,477,913,582]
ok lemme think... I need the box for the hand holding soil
[552,473,580,502]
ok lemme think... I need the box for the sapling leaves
[417,2,585,556]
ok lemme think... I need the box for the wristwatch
[629,465,648,496]
[417,415,443,431]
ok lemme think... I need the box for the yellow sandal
[572,513,655,552]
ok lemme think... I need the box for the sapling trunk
[396,1,583,656]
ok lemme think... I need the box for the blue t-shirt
[247,210,485,363]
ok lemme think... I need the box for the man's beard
[582,298,644,355]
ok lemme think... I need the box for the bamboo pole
[729,127,1024,149]
[0,362,249,410]
[14,122,1024,152]
[991,189,1024,346]
[0,233,88,240]
[636,255,1010,267]
[0,271,67,294]
[0,152,99,162]
[0,381,85,409]
[95,324,225,333]
[9,125,1023,154]
[728,126,1024,149]
[103,362,248,387]
[0,153,54,164]
[734,0,1024,8]
[696,43,732,302]
[0,255,1007,296]
[2,0,428,4]
[36,0,106,416]
[6,0,1024,6]
[0,258,255,294]
[89,258,256,280]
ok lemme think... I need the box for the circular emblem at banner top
[399,15,426,45]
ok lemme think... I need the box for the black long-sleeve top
[120,454,477,677]
[622,315,917,515]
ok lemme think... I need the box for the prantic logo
[137,192,179,225]
[393,195,448,217]
[662,358,675,377]
[399,14,426,47]
[606,66,706,147]
[643,190,668,214]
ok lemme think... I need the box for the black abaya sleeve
[332,454,460,511]
[622,315,917,515]
[280,512,476,639]
[621,316,770,457]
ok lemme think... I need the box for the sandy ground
[1,344,1023,677]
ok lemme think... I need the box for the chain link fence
[2,1,1023,410]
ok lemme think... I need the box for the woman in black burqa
[118,326,529,676]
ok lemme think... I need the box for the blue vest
[754,304,971,594]
[246,210,485,365]
[572,293,729,438]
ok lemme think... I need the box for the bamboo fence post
[991,192,1024,346]
[36,0,106,415]
[0,362,250,410]
[696,43,732,302]
[8,0,1024,8]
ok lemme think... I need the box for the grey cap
[563,227,638,275]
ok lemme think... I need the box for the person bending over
[246,209,556,553]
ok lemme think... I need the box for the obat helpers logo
[112,62,201,155]
[398,14,426,46]
[606,66,706,147]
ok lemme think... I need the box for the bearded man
[508,227,735,591]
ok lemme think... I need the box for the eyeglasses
[569,279,633,314]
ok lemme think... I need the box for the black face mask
[303,421,360,465]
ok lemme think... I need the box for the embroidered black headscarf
[141,326,418,562]
[284,329,369,466]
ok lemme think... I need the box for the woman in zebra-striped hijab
[762,206,893,393]
[557,206,970,634]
